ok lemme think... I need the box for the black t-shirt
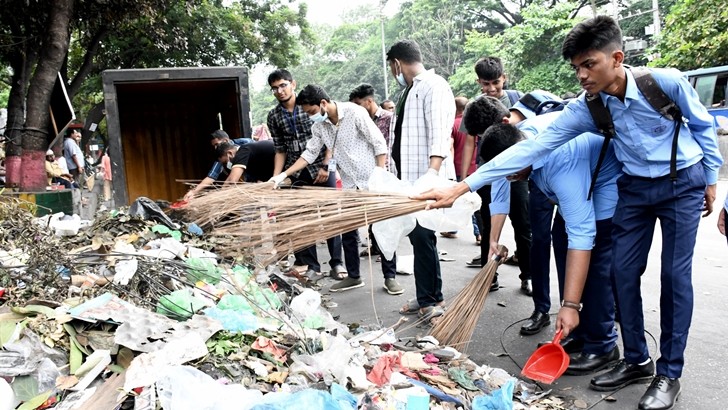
[231,140,275,182]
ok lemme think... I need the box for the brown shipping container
[102,67,251,205]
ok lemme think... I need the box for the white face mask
[395,61,407,87]
[309,106,328,123]
[226,160,233,170]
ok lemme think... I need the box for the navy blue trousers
[529,181,558,314]
[290,170,343,272]
[477,180,532,280]
[552,215,618,355]
[612,163,706,378]
[409,223,443,307]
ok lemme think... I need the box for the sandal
[329,264,347,280]
[418,305,445,326]
[400,299,445,315]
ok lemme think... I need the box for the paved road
[322,180,728,409]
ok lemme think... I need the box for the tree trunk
[21,0,74,191]
[3,47,37,187]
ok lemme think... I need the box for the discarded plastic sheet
[0,377,17,410]
[156,365,263,410]
[113,258,138,285]
[472,378,516,410]
[124,333,208,392]
[0,330,67,377]
[249,388,341,410]
[348,328,397,347]
[202,307,259,332]
[156,289,210,320]
[69,293,222,353]
[405,378,464,406]
[129,197,179,229]
[251,336,287,363]
[53,388,97,410]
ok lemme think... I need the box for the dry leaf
[604,395,617,402]
[56,375,79,390]
[574,399,588,408]
[117,347,134,369]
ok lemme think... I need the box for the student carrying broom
[463,95,622,376]
[269,84,405,296]
[415,16,722,410]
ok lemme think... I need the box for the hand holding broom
[429,245,508,351]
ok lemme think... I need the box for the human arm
[184,177,215,200]
[555,249,591,337]
[459,134,476,179]
[489,213,508,259]
[224,166,245,185]
[718,193,728,235]
[46,162,63,178]
[273,152,287,176]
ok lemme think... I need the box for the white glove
[426,168,439,176]
[268,172,287,187]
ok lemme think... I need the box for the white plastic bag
[156,365,263,410]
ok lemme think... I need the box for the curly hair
[479,123,524,164]
[462,96,510,136]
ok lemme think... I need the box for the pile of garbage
[0,196,571,410]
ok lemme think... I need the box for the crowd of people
[181,16,726,410]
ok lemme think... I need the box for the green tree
[650,0,728,70]
[449,2,582,98]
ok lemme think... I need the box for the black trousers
[409,223,442,307]
[288,168,343,272]
[476,180,531,280]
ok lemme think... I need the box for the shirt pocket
[639,116,674,153]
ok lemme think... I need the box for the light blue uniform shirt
[490,129,621,250]
[465,67,723,191]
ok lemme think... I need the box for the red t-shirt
[452,114,476,178]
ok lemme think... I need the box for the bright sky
[297,0,402,25]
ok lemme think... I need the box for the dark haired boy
[386,39,455,321]
[461,57,532,295]
[266,70,344,280]
[418,16,722,410]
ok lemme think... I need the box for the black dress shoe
[638,376,681,410]
[489,281,500,292]
[538,337,584,354]
[565,346,620,375]
[520,310,550,335]
[520,279,532,296]
[590,359,655,391]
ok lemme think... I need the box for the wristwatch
[561,300,583,312]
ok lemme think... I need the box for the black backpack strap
[631,67,683,180]
[585,92,614,200]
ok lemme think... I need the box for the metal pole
[652,0,661,37]
[380,0,389,98]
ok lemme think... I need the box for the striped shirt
[390,69,455,182]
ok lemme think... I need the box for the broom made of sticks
[183,183,428,264]
[429,245,507,351]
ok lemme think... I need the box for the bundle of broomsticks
[429,245,507,351]
[183,183,428,265]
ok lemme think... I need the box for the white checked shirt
[390,69,455,182]
[301,102,388,189]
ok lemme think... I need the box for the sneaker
[330,277,364,292]
[384,278,404,295]
[466,256,482,267]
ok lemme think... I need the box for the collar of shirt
[373,106,387,121]
[598,67,639,106]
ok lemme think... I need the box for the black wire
[499,313,659,409]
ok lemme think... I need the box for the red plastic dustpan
[170,200,188,209]
[521,329,570,384]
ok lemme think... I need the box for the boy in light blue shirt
[418,16,722,410]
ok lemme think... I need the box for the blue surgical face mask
[309,107,328,123]
[395,62,407,87]
[396,72,407,87]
